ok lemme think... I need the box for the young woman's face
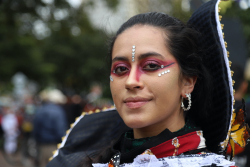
[110,25,188,131]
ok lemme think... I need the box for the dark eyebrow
[138,52,164,60]
[112,56,129,63]
[112,52,163,63]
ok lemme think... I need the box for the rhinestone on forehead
[132,45,135,62]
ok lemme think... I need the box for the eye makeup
[111,58,175,82]
[111,62,131,77]
[158,62,174,76]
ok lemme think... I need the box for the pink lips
[124,97,151,109]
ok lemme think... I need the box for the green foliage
[222,1,250,57]
[171,0,191,22]
[104,0,119,10]
[0,0,112,96]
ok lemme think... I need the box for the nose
[125,66,144,90]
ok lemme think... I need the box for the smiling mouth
[124,97,151,109]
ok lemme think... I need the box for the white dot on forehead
[132,45,135,48]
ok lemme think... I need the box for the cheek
[110,80,124,101]
[154,74,182,100]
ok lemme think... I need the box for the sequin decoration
[172,137,180,156]
[132,45,135,62]
[108,153,121,167]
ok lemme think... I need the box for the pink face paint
[140,58,175,70]
[111,61,131,77]
[111,57,175,81]
[135,58,175,81]
[135,65,142,82]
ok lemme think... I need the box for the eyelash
[112,61,161,76]
[142,62,161,71]
[112,65,129,75]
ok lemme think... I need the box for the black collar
[111,119,202,163]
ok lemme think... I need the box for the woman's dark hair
[109,12,212,130]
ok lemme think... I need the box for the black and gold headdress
[188,0,249,159]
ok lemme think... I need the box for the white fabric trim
[93,153,235,167]
[52,107,115,158]
[197,133,206,149]
[215,0,234,149]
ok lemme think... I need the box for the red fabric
[150,131,200,158]
[226,143,245,155]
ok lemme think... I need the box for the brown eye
[143,63,160,71]
[114,66,129,75]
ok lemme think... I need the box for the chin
[124,119,148,129]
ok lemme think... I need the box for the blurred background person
[63,94,86,129]
[1,104,19,155]
[33,89,67,167]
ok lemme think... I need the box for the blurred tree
[0,0,53,87]
[221,1,250,57]
[0,0,115,96]
[133,0,191,22]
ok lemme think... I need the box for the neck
[133,110,185,139]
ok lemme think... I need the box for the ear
[181,76,197,98]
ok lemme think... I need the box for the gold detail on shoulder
[66,129,70,134]
[225,41,227,48]
[232,80,235,86]
[219,15,222,21]
[218,7,221,12]
[102,107,107,111]
[81,112,86,116]
[233,89,235,96]
[221,24,224,30]
[141,149,154,155]
[233,100,235,106]
[52,150,57,155]
[70,123,74,128]
[223,32,225,39]
[227,51,229,57]
[62,136,66,141]
[229,61,232,67]
[88,111,93,114]
[75,116,80,121]
[231,71,234,77]
[95,109,100,113]
[49,157,53,161]
[57,143,61,148]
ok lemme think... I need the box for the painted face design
[111,57,175,81]
[158,62,174,77]
[110,75,114,82]
[110,25,188,132]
